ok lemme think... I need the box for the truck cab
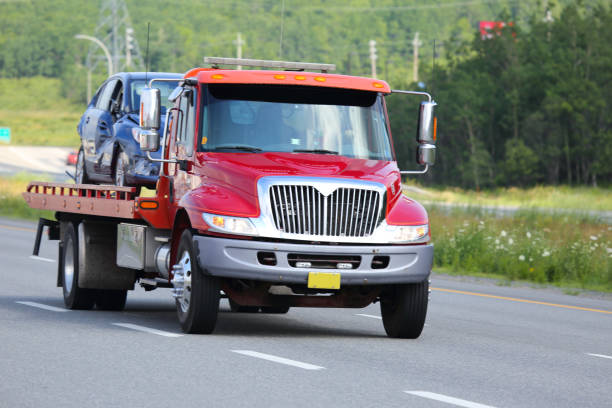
[138,58,438,338]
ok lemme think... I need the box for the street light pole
[75,34,113,102]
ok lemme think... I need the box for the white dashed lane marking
[405,391,497,408]
[231,350,325,370]
[112,323,183,338]
[16,301,68,312]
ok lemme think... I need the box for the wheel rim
[64,235,74,294]
[115,156,125,186]
[75,151,84,184]
[172,250,192,313]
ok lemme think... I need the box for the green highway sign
[0,127,10,143]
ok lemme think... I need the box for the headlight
[202,213,258,236]
[385,224,429,243]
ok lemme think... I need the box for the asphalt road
[1,217,611,408]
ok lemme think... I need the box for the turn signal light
[294,75,306,80]
[139,200,159,210]
[433,117,437,142]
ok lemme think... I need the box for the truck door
[168,86,197,204]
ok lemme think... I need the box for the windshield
[130,80,179,113]
[199,84,393,160]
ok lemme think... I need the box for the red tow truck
[24,57,438,338]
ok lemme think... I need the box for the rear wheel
[173,230,220,334]
[61,222,96,310]
[380,280,429,339]
[75,148,90,184]
[96,289,127,311]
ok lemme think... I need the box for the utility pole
[369,40,377,78]
[412,32,422,83]
[543,8,554,41]
[85,0,144,76]
[233,32,244,69]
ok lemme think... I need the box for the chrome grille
[269,185,381,237]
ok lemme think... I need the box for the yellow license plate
[307,272,341,289]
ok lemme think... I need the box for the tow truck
[23,57,438,338]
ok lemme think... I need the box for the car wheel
[172,229,220,334]
[114,150,127,187]
[96,289,127,311]
[75,148,90,185]
[61,222,96,310]
[380,280,429,339]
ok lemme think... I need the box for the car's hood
[186,152,411,218]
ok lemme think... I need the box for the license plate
[307,272,341,289]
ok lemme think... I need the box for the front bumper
[192,235,433,285]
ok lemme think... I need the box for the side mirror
[417,101,437,144]
[139,129,160,152]
[417,144,436,166]
[140,87,161,130]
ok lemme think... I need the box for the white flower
[590,235,598,241]
[463,222,469,227]
[542,250,551,257]
[518,255,525,261]
[606,248,612,254]
[495,239,500,244]
[529,257,533,262]
[501,230,507,237]
[526,232,532,239]
[458,229,465,233]
[479,221,485,225]
[508,238,514,245]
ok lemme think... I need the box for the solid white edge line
[405,391,497,408]
[29,255,55,263]
[355,313,382,319]
[112,323,183,338]
[586,353,612,360]
[231,350,325,370]
[16,301,68,312]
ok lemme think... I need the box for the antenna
[145,22,150,85]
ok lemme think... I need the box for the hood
[188,152,407,218]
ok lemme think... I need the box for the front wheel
[172,230,220,334]
[75,147,90,184]
[61,222,96,309]
[380,280,429,339]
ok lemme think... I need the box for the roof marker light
[211,74,224,80]
[314,76,326,82]
[373,82,384,88]
[274,74,286,80]
[294,75,306,80]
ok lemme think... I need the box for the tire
[380,280,429,339]
[96,289,127,311]
[228,299,260,313]
[113,150,128,187]
[75,147,90,184]
[173,229,220,334]
[61,222,96,310]
[260,306,290,314]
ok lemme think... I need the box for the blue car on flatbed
[75,72,181,190]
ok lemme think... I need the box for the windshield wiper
[293,149,338,155]
[212,145,262,152]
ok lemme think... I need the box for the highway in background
[0,146,73,181]
[1,217,611,408]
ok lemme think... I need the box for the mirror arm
[146,151,179,165]
[400,164,429,175]
[391,89,432,102]
[144,108,178,167]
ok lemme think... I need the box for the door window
[177,88,196,156]
[95,79,118,111]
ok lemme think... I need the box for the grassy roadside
[0,77,81,147]
[0,174,53,220]
[404,183,612,212]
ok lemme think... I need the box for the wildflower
[606,248,612,254]
[590,235,598,241]
[479,221,484,225]
[529,257,533,262]
[495,239,500,245]
[458,229,465,233]
[542,250,551,257]
[501,230,507,237]
[463,222,469,227]
[526,232,532,239]
[518,255,525,261]
[508,238,514,245]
